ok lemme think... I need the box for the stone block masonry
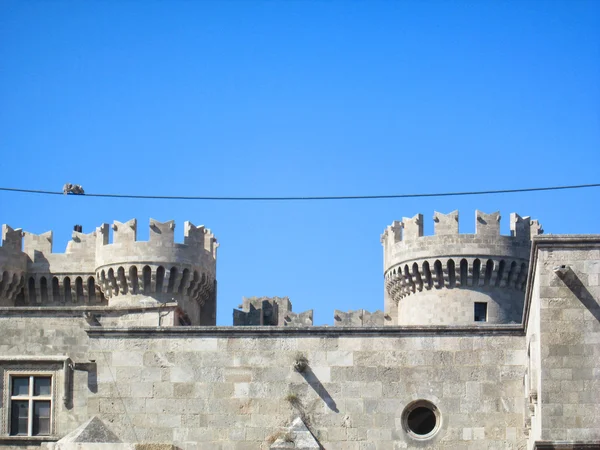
[0,211,598,450]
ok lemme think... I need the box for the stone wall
[524,236,600,448]
[0,311,529,449]
[86,328,527,449]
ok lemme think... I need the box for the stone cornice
[534,441,600,449]
[85,324,524,338]
[522,234,600,333]
[0,302,178,316]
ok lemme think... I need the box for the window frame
[3,368,57,438]
[474,302,488,322]
[9,374,53,436]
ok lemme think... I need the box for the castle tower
[0,219,218,326]
[95,219,218,325]
[381,210,543,325]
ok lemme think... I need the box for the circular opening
[402,400,440,440]
[407,406,436,435]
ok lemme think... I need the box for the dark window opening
[407,406,436,435]
[474,302,487,322]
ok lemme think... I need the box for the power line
[0,183,599,201]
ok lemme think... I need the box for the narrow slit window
[474,302,487,322]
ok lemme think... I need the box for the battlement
[0,225,28,306]
[382,211,542,270]
[2,225,24,252]
[233,297,313,327]
[95,218,218,268]
[382,211,543,326]
[0,219,218,320]
[381,210,543,247]
[334,309,389,327]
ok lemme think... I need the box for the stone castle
[0,210,598,449]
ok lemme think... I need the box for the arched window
[87,277,96,302]
[156,266,165,293]
[447,260,456,288]
[473,259,481,286]
[64,277,72,303]
[129,266,139,294]
[460,259,468,286]
[52,277,60,302]
[40,277,49,303]
[117,267,127,295]
[28,277,36,303]
[143,266,152,294]
[422,262,432,289]
[167,267,178,293]
[484,260,494,286]
[496,260,506,287]
[76,277,84,303]
[434,260,443,289]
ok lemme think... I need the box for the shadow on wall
[299,367,339,413]
[556,266,600,323]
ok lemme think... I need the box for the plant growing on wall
[293,352,309,373]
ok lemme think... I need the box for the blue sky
[1,1,599,325]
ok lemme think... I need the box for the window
[402,400,441,440]
[9,375,52,436]
[474,302,487,322]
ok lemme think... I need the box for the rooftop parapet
[334,309,388,327]
[23,231,53,260]
[0,219,218,315]
[2,225,24,252]
[233,296,313,327]
[20,227,98,275]
[382,210,543,271]
[95,218,218,270]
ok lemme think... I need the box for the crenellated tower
[0,219,218,326]
[381,210,543,326]
[95,219,218,325]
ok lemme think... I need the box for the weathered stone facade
[0,211,598,450]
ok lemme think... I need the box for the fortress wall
[82,330,527,449]
[0,311,529,449]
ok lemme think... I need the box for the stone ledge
[0,355,69,362]
[534,441,600,450]
[0,303,178,315]
[0,435,58,443]
[85,324,524,338]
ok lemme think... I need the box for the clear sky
[1,1,599,325]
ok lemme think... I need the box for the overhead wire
[0,183,599,201]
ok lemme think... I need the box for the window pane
[34,377,51,396]
[33,401,51,436]
[474,302,487,322]
[10,401,29,435]
[11,377,30,396]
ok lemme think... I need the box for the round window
[402,400,440,439]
